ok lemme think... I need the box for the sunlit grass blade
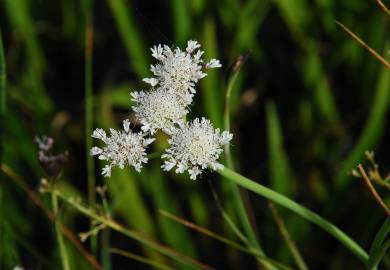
[336,47,390,188]
[110,248,175,270]
[218,167,369,263]
[107,0,149,77]
[368,217,390,269]
[159,209,294,270]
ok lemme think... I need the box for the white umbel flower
[144,40,222,105]
[131,88,188,135]
[91,119,155,177]
[162,117,233,180]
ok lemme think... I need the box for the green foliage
[1,0,390,269]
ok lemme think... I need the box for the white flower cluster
[91,119,154,177]
[142,40,221,105]
[91,40,231,179]
[162,118,233,180]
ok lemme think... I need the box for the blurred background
[0,0,389,269]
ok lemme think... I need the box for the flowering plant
[92,40,231,180]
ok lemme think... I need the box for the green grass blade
[266,101,293,195]
[3,0,52,113]
[171,0,192,45]
[151,163,198,260]
[200,18,222,128]
[82,0,97,255]
[336,51,390,188]
[223,56,271,267]
[107,0,149,77]
[218,167,369,263]
[51,192,71,270]
[368,217,390,269]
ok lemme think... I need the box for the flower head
[91,119,155,177]
[161,117,233,180]
[131,88,188,134]
[143,40,222,105]
[35,136,69,178]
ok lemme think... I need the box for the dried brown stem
[376,0,390,16]
[336,21,390,70]
[357,164,390,216]
[1,164,102,270]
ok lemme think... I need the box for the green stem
[368,217,390,269]
[55,190,213,270]
[223,56,273,268]
[51,192,70,270]
[218,167,369,263]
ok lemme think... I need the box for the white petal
[205,59,222,68]
[92,128,106,140]
[142,77,159,87]
[90,146,102,156]
[123,119,130,133]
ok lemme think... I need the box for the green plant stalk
[55,190,212,270]
[51,192,70,270]
[336,52,390,188]
[84,0,96,253]
[218,167,369,263]
[223,59,268,261]
[368,217,390,270]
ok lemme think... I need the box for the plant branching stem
[1,164,102,269]
[55,190,215,270]
[357,164,390,216]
